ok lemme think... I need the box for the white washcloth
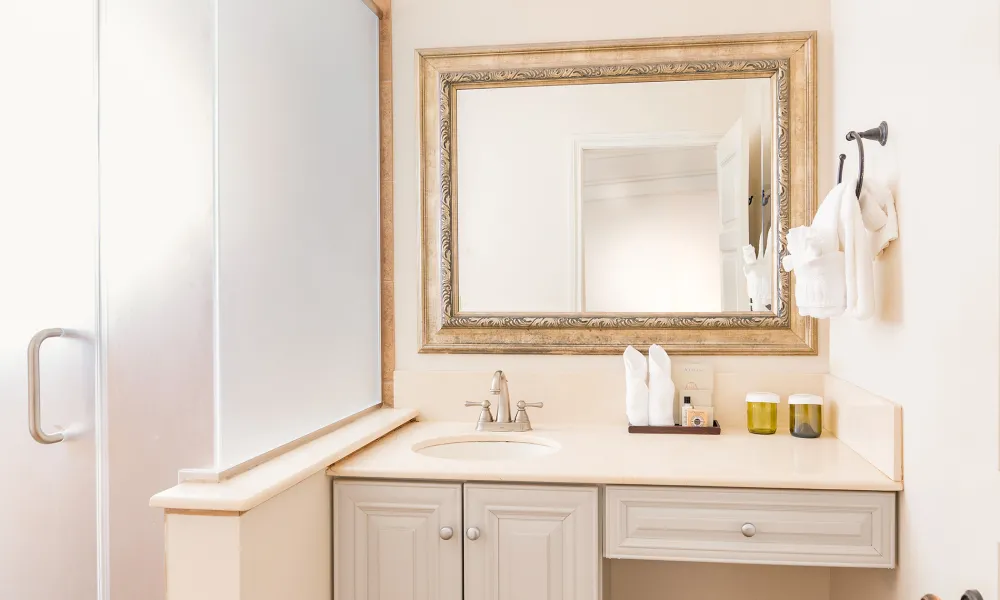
[647,344,675,426]
[782,221,836,272]
[783,182,850,317]
[794,251,846,318]
[857,178,898,257]
[623,346,649,426]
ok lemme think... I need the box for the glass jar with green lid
[789,394,823,438]
[746,392,779,434]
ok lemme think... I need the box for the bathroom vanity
[328,421,899,600]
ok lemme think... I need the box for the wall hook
[845,121,888,197]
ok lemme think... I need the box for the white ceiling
[581,145,718,202]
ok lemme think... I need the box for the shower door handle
[27,328,67,444]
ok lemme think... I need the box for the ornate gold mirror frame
[419,32,817,355]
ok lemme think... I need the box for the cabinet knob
[466,527,481,541]
[741,523,756,538]
[439,527,454,540]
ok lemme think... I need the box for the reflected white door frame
[570,132,723,312]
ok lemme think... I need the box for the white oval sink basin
[412,434,560,461]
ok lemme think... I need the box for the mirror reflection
[456,77,775,314]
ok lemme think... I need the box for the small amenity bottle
[680,395,692,425]
[746,392,779,435]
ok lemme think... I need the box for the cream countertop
[150,408,418,512]
[328,420,903,492]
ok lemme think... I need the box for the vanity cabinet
[333,480,463,600]
[333,480,599,600]
[464,484,599,600]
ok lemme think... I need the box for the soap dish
[628,421,721,435]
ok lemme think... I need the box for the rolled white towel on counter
[623,345,649,426]
[647,344,676,426]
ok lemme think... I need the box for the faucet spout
[490,370,512,423]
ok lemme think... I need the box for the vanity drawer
[604,486,895,568]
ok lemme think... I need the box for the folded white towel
[623,345,649,426]
[783,221,836,272]
[783,178,894,321]
[647,344,675,426]
[857,178,898,257]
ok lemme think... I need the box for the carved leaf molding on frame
[436,59,792,330]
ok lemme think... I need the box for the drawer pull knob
[439,527,454,540]
[741,523,756,538]
[466,527,481,541]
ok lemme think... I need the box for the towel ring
[845,121,889,197]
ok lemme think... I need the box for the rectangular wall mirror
[420,33,817,354]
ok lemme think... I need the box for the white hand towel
[623,345,649,426]
[840,179,875,320]
[857,178,898,257]
[647,344,675,426]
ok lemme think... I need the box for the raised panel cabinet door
[464,484,599,600]
[334,480,463,600]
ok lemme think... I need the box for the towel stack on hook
[783,122,898,320]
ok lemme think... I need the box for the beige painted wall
[827,1,1000,599]
[611,560,830,600]
[392,0,832,597]
[393,0,831,376]
[164,472,332,600]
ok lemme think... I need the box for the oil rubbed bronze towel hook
[845,121,889,197]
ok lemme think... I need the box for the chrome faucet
[491,370,512,423]
[464,370,543,432]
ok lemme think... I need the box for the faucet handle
[466,399,494,424]
[513,400,543,426]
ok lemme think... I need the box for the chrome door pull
[27,328,66,444]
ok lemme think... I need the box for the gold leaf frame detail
[419,33,818,355]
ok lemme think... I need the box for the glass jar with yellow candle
[746,392,779,435]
